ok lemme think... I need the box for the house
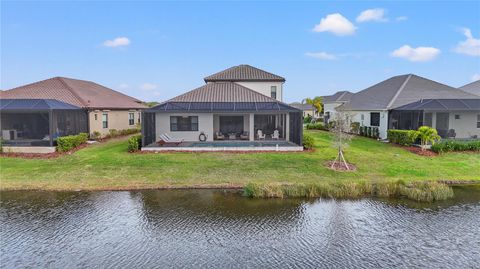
[333,74,479,139]
[459,80,480,96]
[323,91,353,124]
[1,77,147,137]
[142,65,303,151]
[0,99,88,153]
[289,102,319,118]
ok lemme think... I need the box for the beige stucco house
[1,77,147,137]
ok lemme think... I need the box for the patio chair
[446,129,456,139]
[215,132,225,140]
[257,130,266,140]
[159,133,183,145]
[240,132,249,140]
[272,130,280,140]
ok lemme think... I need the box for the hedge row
[359,126,379,139]
[127,134,142,152]
[305,122,328,131]
[57,133,89,152]
[104,128,140,139]
[431,140,480,153]
[387,130,418,146]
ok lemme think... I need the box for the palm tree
[417,126,441,151]
[302,96,323,115]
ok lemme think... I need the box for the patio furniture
[215,132,225,140]
[272,130,280,140]
[447,129,456,139]
[257,130,266,140]
[228,133,237,140]
[240,132,249,140]
[159,133,183,145]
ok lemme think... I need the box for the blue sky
[1,1,479,102]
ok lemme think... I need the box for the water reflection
[1,187,479,268]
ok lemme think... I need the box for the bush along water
[127,134,142,152]
[431,140,480,153]
[56,133,89,152]
[243,180,454,202]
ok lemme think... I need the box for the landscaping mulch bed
[402,146,438,157]
[326,161,357,172]
[0,144,89,159]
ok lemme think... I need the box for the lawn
[0,130,479,191]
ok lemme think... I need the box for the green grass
[0,130,479,191]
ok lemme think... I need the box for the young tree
[416,126,441,151]
[302,96,323,115]
[330,111,353,170]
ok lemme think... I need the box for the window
[129,113,135,125]
[102,113,108,128]
[370,112,380,127]
[170,116,198,131]
[271,86,277,99]
[477,114,480,128]
[94,114,98,120]
[455,114,460,120]
[361,114,364,120]
[138,112,141,124]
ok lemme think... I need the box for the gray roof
[342,74,478,110]
[0,98,82,111]
[168,82,278,103]
[204,65,285,82]
[459,80,480,96]
[393,99,480,111]
[323,91,353,103]
[289,103,315,111]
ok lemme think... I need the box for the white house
[323,91,353,123]
[141,65,303,151]
[332,74,479,139]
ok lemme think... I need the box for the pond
[1,186,479,268]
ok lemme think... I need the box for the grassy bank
[0,131,479,192]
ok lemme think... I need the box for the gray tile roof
[459,80,480,96]
[1,77,147,109]
[168,82,279,102]
[323,91,353,103]
[393,99,480,111]
[342,74,478,110]
[204,65,286,82]
[289,103,315,111]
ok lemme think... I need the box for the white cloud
[391,45,440,62]
[140,83,158,91]
[305,52,337,60]
[118,83,129,89]
[356,8,388,23]
[396,16,408,21]
[103,37,130,47]
[313,13,357,36]
[454,28,480,57]
[472,73,480,81]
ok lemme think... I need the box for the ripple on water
[1,188,480,268]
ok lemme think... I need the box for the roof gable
[459,80,480,96]
[204,65,285,82]
[323,91,353,103]
[2,77,146,109]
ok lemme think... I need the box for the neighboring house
[323,91,353,123]
[289,102,318,118]
[459,80,480,96]
[142,65,303,151]
[1,77,147,137]
[335,74,479,139]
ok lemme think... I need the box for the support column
[286,113,290,141]
[49,110,54,147]
[249,113,254,141]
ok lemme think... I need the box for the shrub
[431,140,480,153]
[305,122,327,130]
[90,131,101,141]
[302,133,315,149]
[127,134,142,152]
[303,115,312,124]
[417,126,441,151]
[327,121,336,130]
[387,130,418,146]
[0,138,3,153]
[350,122,360,134]
[57,133,88,152]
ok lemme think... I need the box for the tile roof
[168,82,279,102]
[204,65,285,82]
[459,80,480,96]
[1,77,147,109]
[393,98,480,111]
[323,91,353,103]
[342,74,478,110]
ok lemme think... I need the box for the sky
[1,1,479,103]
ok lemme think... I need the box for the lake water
[1,186,479,268]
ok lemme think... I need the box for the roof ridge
[57,77,89,107]
[386,74,412,109]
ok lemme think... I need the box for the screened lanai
[0,99,88,146]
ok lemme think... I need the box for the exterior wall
[89,110,141,136]
[2,146,56,154]
[156,113,214,142]
[347,110,389,139]
[234,81,284,101]
[302,109,317,118]
[428,111,480,138]
[323,102,343,122]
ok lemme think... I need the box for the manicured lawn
[1,130,479,191]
